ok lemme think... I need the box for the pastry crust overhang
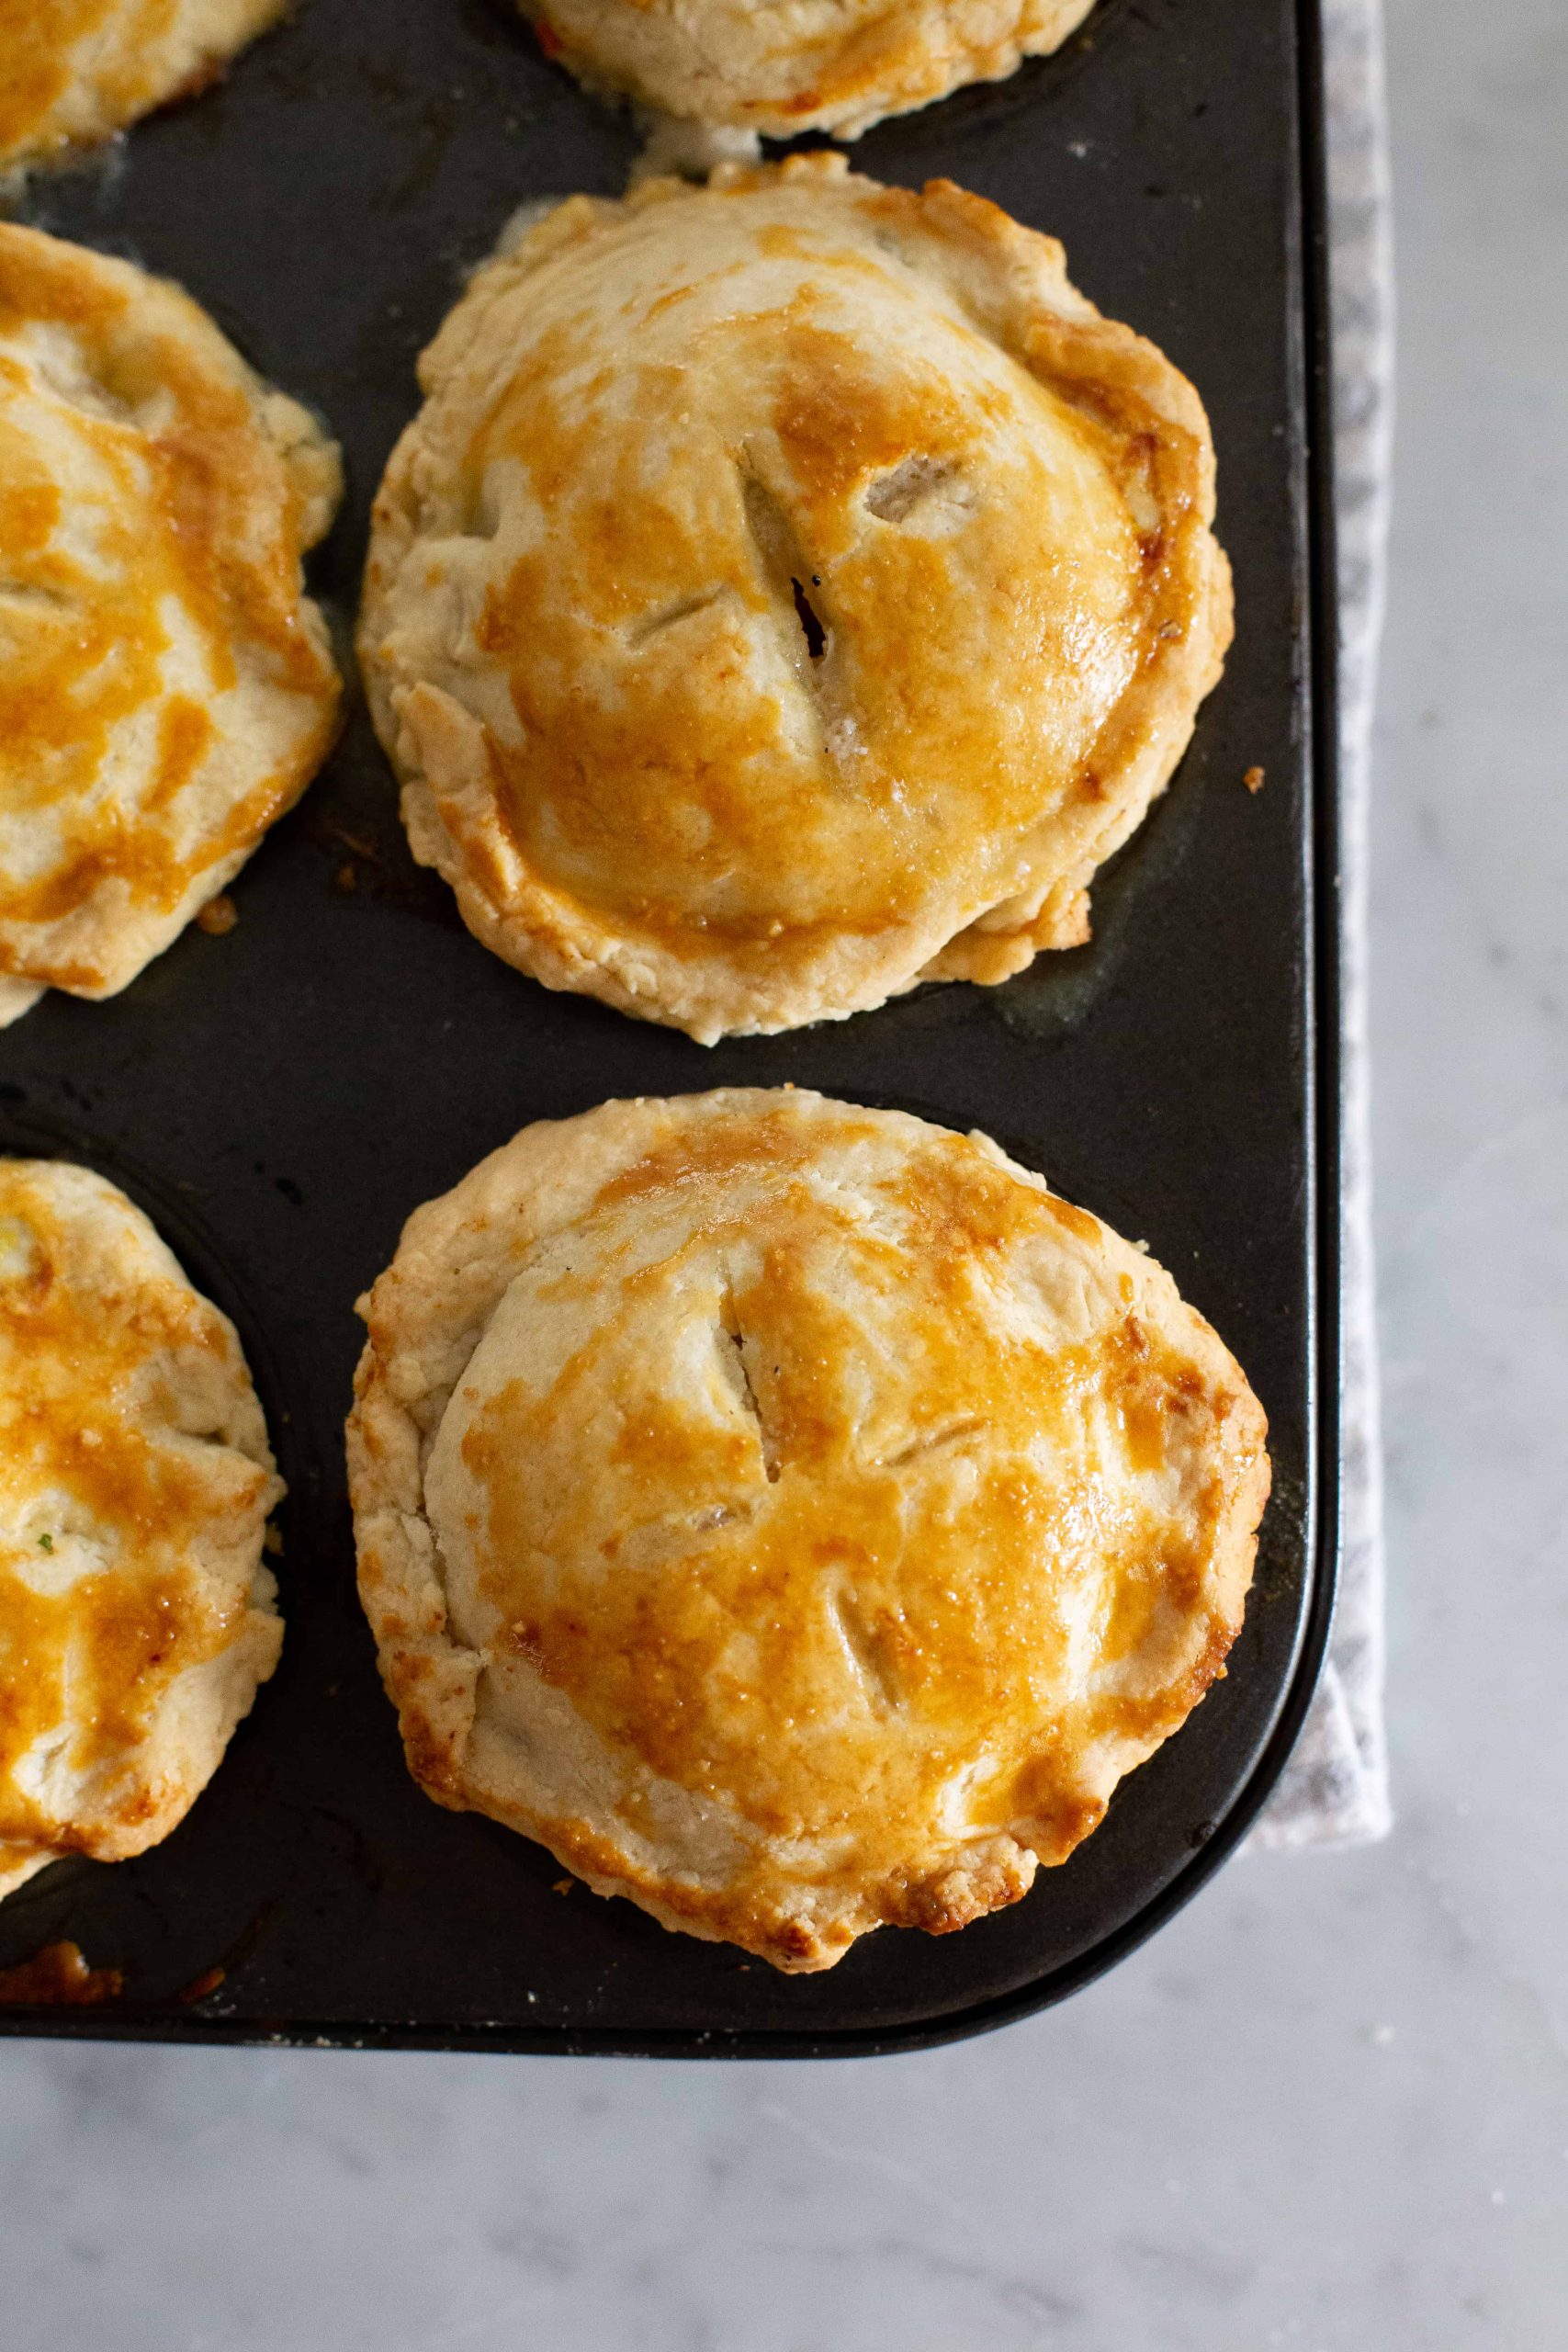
[359,156,1232,1044]
[0,0,288,174]
[0,226,342,1026]
[346,1091,1270,1974]
[521,0,1098,141]
[0,1159,283,1904]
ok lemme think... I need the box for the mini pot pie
[0,1159,283,1905]
[347,1089,1269,1973]
[359,156,1231,1044]
[0,224,342,1028]
[0,0,286,175]
[522,0,1095,140]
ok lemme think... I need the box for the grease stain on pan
[0,1939,123,2006]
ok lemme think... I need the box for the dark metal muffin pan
[0,0,1338,2053]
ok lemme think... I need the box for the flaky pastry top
[522,0,1096,140]
[0,226,341,1027]
[347,1090,1269,1972]
[0,1159,283,1904]
[0,0,286,173]
[360,157,1231,1042]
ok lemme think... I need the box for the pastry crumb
[197,892,238,934]
[1244,764,1265,795]
[631,107,761,187]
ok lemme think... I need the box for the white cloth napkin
[1253,0,1393,1847]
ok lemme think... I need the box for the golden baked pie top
[0,1158,283,1903]
[523,0,1096,140]
[360,157,1231,1043]
[0,225,341,1027]
[0,0,286,173]
[347,1090,1269,1973]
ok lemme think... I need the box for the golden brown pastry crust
[0,0,287,175]
[347,1091,1269,1973]
[0,225,342,1025]
[523,0,1096,140]
[0,1159,283,1904]
[359,156,1231,1043]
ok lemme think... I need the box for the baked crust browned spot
[0,0,288,175]
[520,0,1097,141]
[0,224,342,1027]
[346,1090,1269,1973]
[0,1159,283,1905]
[359,155,1231,1044]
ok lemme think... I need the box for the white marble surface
[4,3,1567,2344]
